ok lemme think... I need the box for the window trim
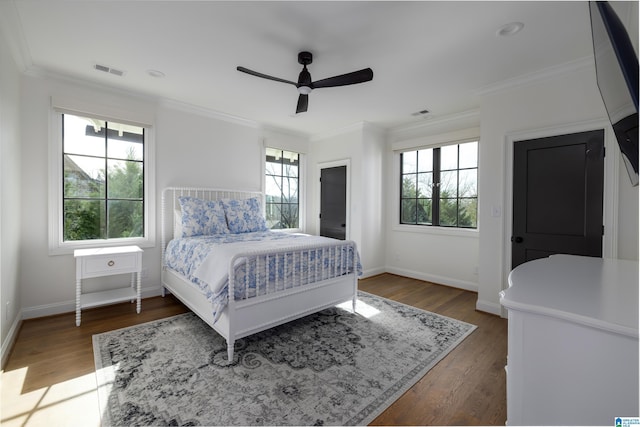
[394,137,479,233]
[48,108,156,255]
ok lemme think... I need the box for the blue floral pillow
[178,197,229,237]
[221,197,268,233]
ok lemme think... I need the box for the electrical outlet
[141,268,149,279]
[5,301,10,320]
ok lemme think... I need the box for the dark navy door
[512,130,605,269]
[320,166,347,240]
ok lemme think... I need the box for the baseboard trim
[20,286,164,320]
[16,272,497,323]
[385,266,478,293]
[1,312,22,370]
[476,299,503,317]
[361,266,386,279]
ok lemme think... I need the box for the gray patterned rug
[93,291,476,426]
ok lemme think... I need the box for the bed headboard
[161,186,264,255]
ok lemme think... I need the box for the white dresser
[500,254,639,426]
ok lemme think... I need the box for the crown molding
[474,56,594,96]
[387,109,480,140]
[159,98,261,129]
[310,121,386,142]
[0,0,33,72]
[259,124,310,140]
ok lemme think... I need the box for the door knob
[511,236,524,243]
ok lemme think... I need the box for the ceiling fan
[237,51,373,114]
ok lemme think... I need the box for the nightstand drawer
[82,253,139,276]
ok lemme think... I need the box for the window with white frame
[265,148,300,229]
[49,108,154,253]
[400,140,478,228]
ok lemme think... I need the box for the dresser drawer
[82,253,139,276]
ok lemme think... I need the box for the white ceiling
[2,1,598,136]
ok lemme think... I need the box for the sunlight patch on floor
[337,299,381,318]
[1,367,101,427]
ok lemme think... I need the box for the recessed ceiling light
[147,69,165,78]
[497,22,524,37]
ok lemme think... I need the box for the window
[265,148,299,229]
[400,141,478,228]
[49,106,154,254]
[63,113,145,240]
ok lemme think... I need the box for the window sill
[391,224,479,238]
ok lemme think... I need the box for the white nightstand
[74,245,143,326]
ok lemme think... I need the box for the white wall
[360,124,386,274]
[476,63,638,315]
[0,29,23,364]
[384,113,481,292]
[306,123,386,277]
[16,74,306,319]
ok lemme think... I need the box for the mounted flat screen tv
[589,1,639,186]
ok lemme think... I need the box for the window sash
[62,114,146,241]
[265,148,300,230]
[400,142,478,228]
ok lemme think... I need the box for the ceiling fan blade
[237,66,297,86]
[311,68,373,89]
[296,94,308,114]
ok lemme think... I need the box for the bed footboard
[224,240,359,360]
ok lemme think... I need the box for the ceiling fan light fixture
[297,86,312,95]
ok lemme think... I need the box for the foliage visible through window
[63,114,145,241]
[265,148,299,229]
[401,141,478,228]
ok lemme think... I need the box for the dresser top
[501,255,639,337]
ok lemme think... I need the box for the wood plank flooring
[1,273,507,426]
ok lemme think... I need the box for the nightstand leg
[136,272,141,314]
[75,279,81,326]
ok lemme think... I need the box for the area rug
[93,291,476,426]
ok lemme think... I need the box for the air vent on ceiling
[94,63,125,77]
[411,109,430,117]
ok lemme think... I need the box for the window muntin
[265,148,300,229]
[62,113,145,241]
[400,141,478,228]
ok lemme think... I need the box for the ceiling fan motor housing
[298,51,313,65]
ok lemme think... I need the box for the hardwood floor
[1,273,507,426]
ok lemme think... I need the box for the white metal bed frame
[161,187,359,361]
